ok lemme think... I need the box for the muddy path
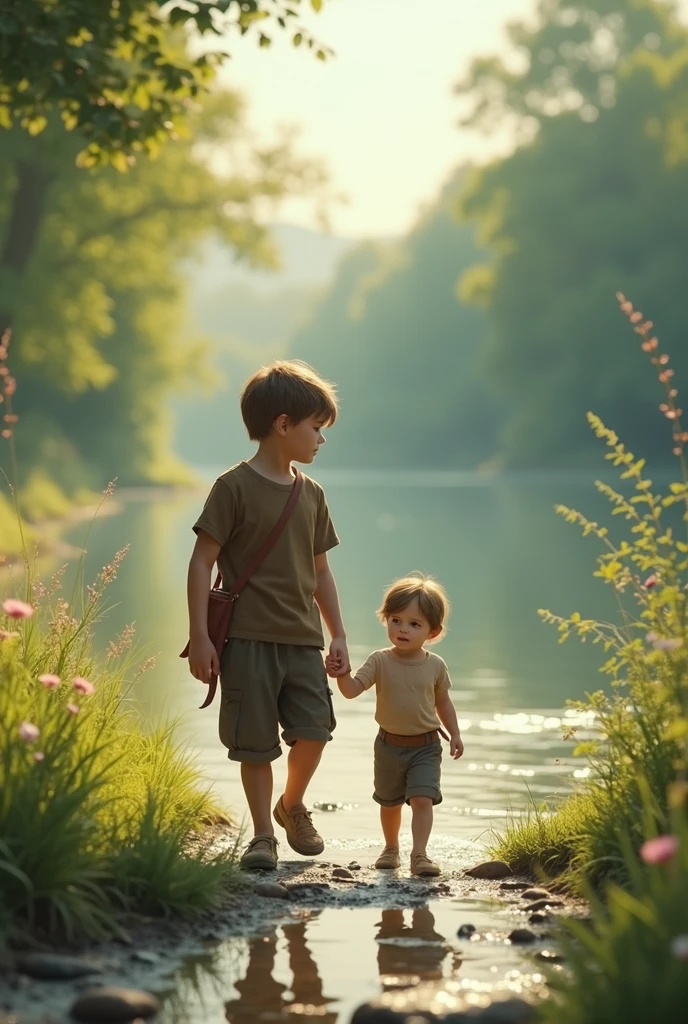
[0,828,585,1024]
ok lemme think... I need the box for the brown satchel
[180,468,304,709]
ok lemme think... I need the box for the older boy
[186,360,349,871]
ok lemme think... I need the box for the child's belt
[378,727,449,747]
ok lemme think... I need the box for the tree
[457,1,688,466]
[0,1,329,163]
[288,171,501,469]
[0,90,326,487]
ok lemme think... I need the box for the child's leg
[282,739,326,810]
[380,804,402,848]
[240,762,275,835]
[409,795,434,855]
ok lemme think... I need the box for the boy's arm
[187,531,222,683]
[314,551,349,673]
[435,690,464,760]
[334,671,365,699]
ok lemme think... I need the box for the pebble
[520,888,552,901]
[350,1005,407,1023]
[499,882,529,891]
[476,997,536,1022]
[457,923,476,939]
[508,927,537,944]
[528,912,548,924]
[332,867,354,880]
[523,898,564,912]
[464,860,513,879]
[286,882,331,894]
[16,954,103,981]
[70,987,160,1022]
[254,881,290,899]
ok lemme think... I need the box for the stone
[528,913,548,924]
[508,928,537,944]
[499,882,529,891]
[254,881,290,899]
[16,954,103,981]
[457,924,477,939]
[523,898,564,913]
[287,882,331,893]
[464,860,512,880]
[332,867,354,880]
[348,862,362,870]
[70,987,160,1022]
[536,949,565,963]
[476,997,535,1023]
[520,888,552,901]
[350,1004,408,1023]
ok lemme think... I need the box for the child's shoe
[273,797,324,855]
[240,834,279,871]
[375,845,400,869]
[410,852,441,877]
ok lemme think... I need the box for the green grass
[0,552,238,945]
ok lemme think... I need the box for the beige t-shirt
[193,462,339,646]
[355,648,451,735]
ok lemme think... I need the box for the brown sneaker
[273,797,324,856]
[410,852,441,877]
[375,846,400,870]
[240,834,279,871]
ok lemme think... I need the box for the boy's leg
[409,795,433,855]
[241,762,275,836]
[282,739,326,811]
[380,804,402,848]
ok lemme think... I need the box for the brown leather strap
[227,467,303,600]
[378,728,441,747]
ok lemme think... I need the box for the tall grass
[0,529,235,945]
[492,294,688,892]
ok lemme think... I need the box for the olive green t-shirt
[355,648,451,735]
[193,462,339,647]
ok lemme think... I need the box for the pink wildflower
[72,677,94,695]
[34,752,45,763]
[640,834,679,865]
[39,673,61,688]
[66,703,80,715]
[671,936,688,960]
[644,575,657,589]
[2,598,34,619]
[646,632,683,652]
[18,721,39,743]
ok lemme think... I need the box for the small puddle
[160,899,550,1023]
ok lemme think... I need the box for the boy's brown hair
[378,574,450,635]
[240,359,338,441]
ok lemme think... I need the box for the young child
[328,575,463,877]
[186,360,349,871]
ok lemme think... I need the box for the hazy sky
[218,0,537,237]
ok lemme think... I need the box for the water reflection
[225,919,337,1023]
[376,906,459,986]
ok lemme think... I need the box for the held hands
[188,636,220,684]
[325,636,350,677]
[449,733,464,760]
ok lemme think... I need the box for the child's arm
[314,552,350,674]
[435,691,464,760]
[187,531,222,683]
[332,670,365,700]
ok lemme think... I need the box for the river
[54,466,613,1021]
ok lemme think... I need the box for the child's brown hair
[378,574,450,635]
[240,359,338,440]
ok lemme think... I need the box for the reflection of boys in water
[225,918,337,1024]
[376,907,454,984]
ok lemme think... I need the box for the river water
[53,467,612,1021]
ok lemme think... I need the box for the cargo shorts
[219,638,336,763]
[373,733,443,807]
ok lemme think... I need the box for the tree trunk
[0,160,55,340]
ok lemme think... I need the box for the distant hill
[174,223,359,466]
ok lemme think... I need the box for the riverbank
[0,823,589,1024]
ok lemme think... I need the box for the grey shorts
[373,733,443,807]
[219,639,336,763]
